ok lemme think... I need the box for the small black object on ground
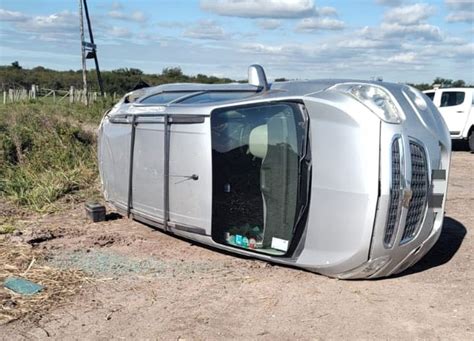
[85,202,106,222]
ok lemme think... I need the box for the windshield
[211,102,308,256]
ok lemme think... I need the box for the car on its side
[423,88,474,151]
[98,65,451,279]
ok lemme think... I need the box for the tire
[469,129,474,152]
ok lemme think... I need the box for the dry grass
[0,241,90,325]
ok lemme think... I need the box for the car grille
[384,138,401,247]
[400,141,428,243]
[384,139,429,247]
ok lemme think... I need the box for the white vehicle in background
[423,88,474,151]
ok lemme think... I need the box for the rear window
[178,91,256,104]
[424,92,435,101]
[140,92,197,104]
[440,91,465,107]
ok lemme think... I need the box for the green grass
[0,101,110,211]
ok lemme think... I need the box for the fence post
[53,90,56,103]
[3,91,5,104]
[31,84,36,100]
[70,86,74,104]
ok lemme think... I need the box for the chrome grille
[401,141,428,243]
[384,138,401,247]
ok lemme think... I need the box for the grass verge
[0,102,108,212]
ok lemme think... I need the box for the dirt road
[1,151,473,340]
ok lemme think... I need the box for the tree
[162,67,183,78]
[452,80,466,87]
[11,61,22,69]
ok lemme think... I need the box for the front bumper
[338,121,451,279]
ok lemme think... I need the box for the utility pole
[79,0,88,104]
[82,0,104,96]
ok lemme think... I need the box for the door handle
[456,111,464,113]
[170,174,199,184]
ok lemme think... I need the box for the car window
[440,91,465,107]
[178,91,256,104]
[140,92,197,104]
[424,92,435,101]
[211,102,306,256]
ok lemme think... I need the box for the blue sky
[0,0,473,83]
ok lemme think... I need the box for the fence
[2,85,119,105]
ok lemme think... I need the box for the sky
[0,0,473,83]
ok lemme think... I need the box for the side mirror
[248,64,270,92]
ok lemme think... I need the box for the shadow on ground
[130,214,467,279]
[399,216,467,276]
[451,140,471,152]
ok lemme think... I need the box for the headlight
[331,83,402,124]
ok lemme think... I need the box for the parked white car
[423,88,474,151]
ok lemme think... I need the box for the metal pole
[82,0,104,96]
[163,115,170,231]
[79,0,88,104]
[127,115,137,218]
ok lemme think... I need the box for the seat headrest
[248,124,268,159]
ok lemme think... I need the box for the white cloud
[256,19,281,30]
[336,37,394,49]
[108,10,147,22]
[296,17,345,31]
[380,22,443,41]
[445,0,474,11]
[384,3,436,25]
[109,26,132,38]
[446,11,474,22]
[388,52,419,63]
[445,0,474,23]
[183,20,227,40]
[452,42,474,57]
[0,9,28,22]
[200,0,316,18]
[16,11,77,34]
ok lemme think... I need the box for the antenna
[78,0,104,97]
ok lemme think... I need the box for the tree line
[0,61,471,95]
[0,62,234,94]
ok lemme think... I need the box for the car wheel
[469,129,474,152]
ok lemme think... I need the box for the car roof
[129,79,402,106]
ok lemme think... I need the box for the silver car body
[98,66,451,279]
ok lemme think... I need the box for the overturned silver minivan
[98,65,451,279]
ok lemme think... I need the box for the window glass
[440,91,465,107]
[178,91,256,104]
[140,92,196,104]
[425,92,435,101]
[211,103,306,256]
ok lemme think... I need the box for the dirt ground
[1,151,473,340]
